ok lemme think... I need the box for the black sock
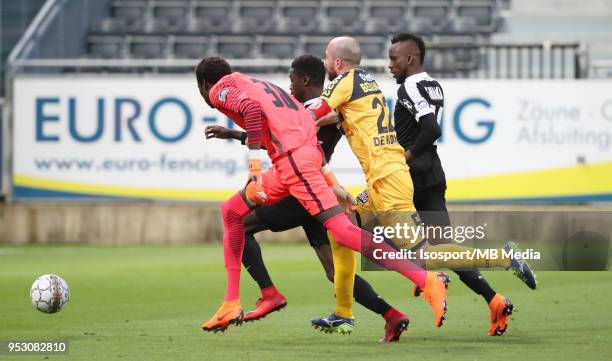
[353,275,392,316]
[241,233,273,290]
[454,269,496,303]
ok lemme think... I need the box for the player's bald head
[327,36,362,66]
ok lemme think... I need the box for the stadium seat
[303,37,332,58]
[145,18,187,33]
[365,1,406,34]
[424,43,480,77]
[364,19,398,34]
[173,36,210,58]
[449,16,480,33]
[191,1,233,33]
[193,1,232,20]
[455,1,496,32]
[130,36,167,58]
[96,17,143,33]
[111,0,148,24]
[235,1,277,33]
[277,1,319,33]
[217,36,254,58]
[321,1,362,33]
[407,18,437,34]
[88,36,125,58]
[260,36,298,58]
[411,1,450,33]
[152,1,189,31]
[356,36,387,59]
[190,18,231,34]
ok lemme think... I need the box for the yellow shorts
[355,169,424,249]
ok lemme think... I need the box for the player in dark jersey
[205,54,410,342]
[388,33,526,336]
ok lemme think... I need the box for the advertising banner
[12,75,612,202]
[1,103,3,196]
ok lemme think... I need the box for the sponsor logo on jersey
[358,72,374,82]
[218,88,228,102]
[400,98,413,110]
[415,100,429,112]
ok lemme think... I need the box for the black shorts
[414,187,452,245]
[254,196,329,248]
[414,187,451,227]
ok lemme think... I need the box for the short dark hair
[291,54,325,87]
[391,33,426,65]
[195,57,232,87]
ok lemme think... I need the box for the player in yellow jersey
[309,37,451,335]
[309,37,536,336]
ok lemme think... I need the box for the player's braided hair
[391,33,426,65]
[195,57,232,86]
[291,54,325,87]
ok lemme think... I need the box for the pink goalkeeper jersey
[209,72,318,161]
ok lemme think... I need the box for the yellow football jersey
[321,69,407,185]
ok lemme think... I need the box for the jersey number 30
[252,79,299,110]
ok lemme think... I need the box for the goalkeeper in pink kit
[195,57,449,332]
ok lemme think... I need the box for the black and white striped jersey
[394,72,444,150]
[393,72,447,191]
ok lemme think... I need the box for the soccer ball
[30,274,70,314]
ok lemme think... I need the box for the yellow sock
[328,232,355,318]
[425,244,511,270]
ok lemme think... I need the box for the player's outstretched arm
[315,110,340,128]
[204,125,247,142]
[307,73,351,126]
[204,125,270,150]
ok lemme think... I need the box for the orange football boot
[202,299,244,333]
[421,272,450,327]
[488,294,514,336]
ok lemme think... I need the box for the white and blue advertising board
[12,75,612,202]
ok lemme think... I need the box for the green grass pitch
[1,244,611,361]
